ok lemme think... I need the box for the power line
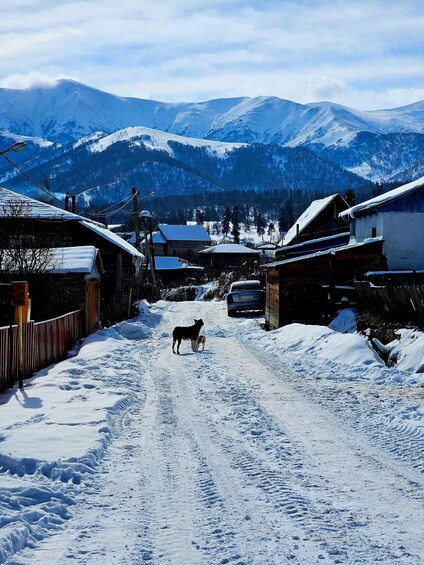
[1,153,65,207]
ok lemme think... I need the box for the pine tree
[222,208,231,236]
[231,205,240,244]
[344,188,356,207]
[195,208,204,225]
[267,222,275,242]
[256,213,266,241]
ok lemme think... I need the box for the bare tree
[0,200,57,275]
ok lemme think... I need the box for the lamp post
[139,210,159,301]
[0,141,26,156]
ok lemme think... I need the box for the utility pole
[132,186,142,252]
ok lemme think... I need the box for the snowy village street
[1,300,423,564]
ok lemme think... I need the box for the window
[371,227,377,238]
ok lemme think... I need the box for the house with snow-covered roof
[146,223,212,261]
[0,187,144,325]
[0,246,103,333]
[281,194,350,247]
[340,175,424,270]
[199,243,260,273]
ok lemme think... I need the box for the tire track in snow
[181,323,422,564]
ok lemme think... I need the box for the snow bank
[241,314,424,388]
[0,303,154,563]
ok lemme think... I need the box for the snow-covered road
[1,300,423,564]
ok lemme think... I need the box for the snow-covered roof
[199,243,260,254]
[158,224,212,242]
[0,246,99,274]
[0,187,78,220]
[340,175,424,218]
[283,194,340,246]
[79,220,144,258]
[257,242,278,249]
[0,187,144,258]
[47,246,99,273]
[266,237,383,268]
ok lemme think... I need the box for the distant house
[145,224,212,261]
[149,256,204,287]
[0,187,144,326]
[339,176,424,270]
[199,243,261,273]
[281,194,350,247]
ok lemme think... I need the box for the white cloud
[0,0,423,109]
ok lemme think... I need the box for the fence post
[17,306,24,388]
[11,281,29,389]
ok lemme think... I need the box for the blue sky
[1,0,423,109]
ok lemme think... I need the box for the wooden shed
[264,239,385,329]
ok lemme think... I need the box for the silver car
[226,280,265,317]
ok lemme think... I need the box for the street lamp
[0,141,26,156]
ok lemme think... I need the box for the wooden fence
[355,281,424,326]
[0,310,83,393]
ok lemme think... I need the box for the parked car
[226,279,265,317]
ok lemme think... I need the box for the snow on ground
[0,300,423,564]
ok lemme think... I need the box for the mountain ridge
[0,79,422,201]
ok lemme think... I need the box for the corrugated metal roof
[158,224,212,242]
[0,187,78,220]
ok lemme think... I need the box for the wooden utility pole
[132,186,142,251]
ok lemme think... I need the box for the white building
[340,176,424,270]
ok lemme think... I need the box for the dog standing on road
[192,334,206,352]
[172,318,204,354]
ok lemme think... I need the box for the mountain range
[0,79,423,205]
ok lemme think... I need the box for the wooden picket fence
[0,310,83,393]
[355,281,424,326]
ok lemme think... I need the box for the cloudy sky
[1,0,423,109]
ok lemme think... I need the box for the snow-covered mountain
[1,79,424,146]
[2,126,365,204]
[0,79,423,197]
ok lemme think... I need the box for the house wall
[353,211,424,269]
[0,273,87,325]
[166,241,210,261]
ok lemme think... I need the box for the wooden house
[0,187,144,326]
[0,246,102,333]
[145,224,212,261]
[264,239,385,329]
[281,194,350,247]
[339,176,424,327]
[199,243,261,274]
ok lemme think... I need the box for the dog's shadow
[176,350,214,356]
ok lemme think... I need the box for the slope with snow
[0,300,423,564]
